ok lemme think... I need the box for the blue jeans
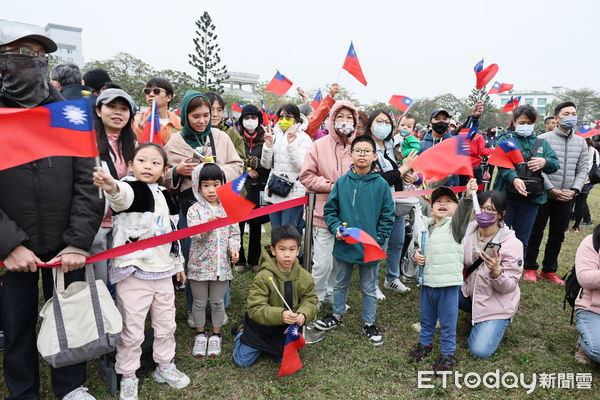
[504,199,539,258]
[232,331,282,368]
[333,258,378,324]
[269,205,304,236]
[383,215,405,283]
[458,292,510,359]
[576,309,600,363]
[419,285,460,355]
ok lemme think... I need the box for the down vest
[540,127,589,192]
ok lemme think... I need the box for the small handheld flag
[338,223,386,263]
[389,95,413,113]
[474,59,499,90]
[342,42,367,86]
[140,99,162,146]
[411,135,473,182]
[265,71,293,96]
[459,119,479,141]
[487,138,524,168]
[311,90,323,110]
[488,81,513,95]
[501,96,521,113]
[215,171,256,222]
[232,102,244,113]
[576,125,600,139]
[278,323,306,377]
[418,231,426,285]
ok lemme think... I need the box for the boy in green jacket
[314,136,395,346]
[232,225,317,368]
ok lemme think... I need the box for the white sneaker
[119,376,138,400]
[63,387,95,400]
[153,362,190,389]
[384,278,410,293]
[411,320,441,333]
[376,286,386,301]
[192,333,208,357]
[187,311,195,328]
[207,335,222,356]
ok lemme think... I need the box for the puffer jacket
[575,234,600,314]
[0,87,104,260]
[299,100,358,228]
[461,221,523,324]
[540,127,588,192]
[260,118,312,204]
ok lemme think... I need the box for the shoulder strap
[531,138,544,156]
[464,257,484,279]
[208,130,217,163]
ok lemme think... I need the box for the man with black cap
[0,21,103,399]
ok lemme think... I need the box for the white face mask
[243,119,259,131]
[515,124,534,137]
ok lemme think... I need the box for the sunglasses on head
[143,88,164,95]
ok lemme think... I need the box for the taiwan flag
[411,135,473,182]
[474,59,499,89]
[487,138,525,168]
[338,225,387,263]
[389,95,413,113]
[342,42,367,86]
[278,324,306,377]
[265,71,293,96]
[311,90,323,110]
[215,171,256,222]
[501,96,521,113]
[459,120,479,141]
[140,100,162,146]
[576,125,600,139]
[0,99,98,171]
[232,102,244,112]
[488,81,513,95]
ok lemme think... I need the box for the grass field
[1,189,599,399]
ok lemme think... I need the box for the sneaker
[433,354,456,375]
[207,335,222,356]
[153,363,190,389]
[575,228,580,233]
[582,220,594,226]
[575,343,591,365]
[363,324,384,346]
[376,286,386,301]
[231,320,244,337]
[539,272,565,285]
[411,322,421,333]
[409,343,432,362]
[187,311,195,328]
[192,333,207,357]
[63,387,95,400]
[234,264,245,273]
[223,311,229,326]
[119,376,138,400]
[523,270,537,282]
[314,314,343,331]
[384,278,410,293]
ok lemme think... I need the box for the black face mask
[431,121,449,135]
[0,54,49,108]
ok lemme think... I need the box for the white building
[221,71,260,102]
[494,86,569,117]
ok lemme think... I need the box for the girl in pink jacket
[459,191,523,359]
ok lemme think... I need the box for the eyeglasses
[481,206,498,214]
[0,47,47,58]
[352,149,374,155]
[143,88,165,95]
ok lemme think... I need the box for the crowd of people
[1,23,600,400]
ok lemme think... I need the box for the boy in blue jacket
[314,136,395,346]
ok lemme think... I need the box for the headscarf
[180,90,212,149]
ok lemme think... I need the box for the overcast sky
[5,0,600,103]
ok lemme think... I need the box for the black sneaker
[433,354,456,375]
[230,320,244,337]
[314,314,343,331]
[409,343,433,362]
[363,324,384,346]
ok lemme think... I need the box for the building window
[538,98,547,105]
[537,107,546,115]
[525,98,534,105]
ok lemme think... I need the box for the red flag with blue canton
[488,81,513,95]
[232,102,244,112]
[342,42,367,86]
[460,119,479,141]
[389,95,414,112]
[140,100,162,146]
[487,138,525,168]
[338,225,387,263]
[260,100,270,125]
[278,323,306,377]
[576,125,600,139]
[411,135,473,182]
[311,90,323,110]
[215,171,256,222]
[0,99,98,171]
[474,59,499,89]
[265,71,293,96]
[501,96,520,113]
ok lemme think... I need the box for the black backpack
[563,235,600,325]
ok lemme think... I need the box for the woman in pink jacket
[299,100,358,305]
[574,225,600,364]
[459,191,523,359]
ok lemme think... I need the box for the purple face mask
[475,211,496,228]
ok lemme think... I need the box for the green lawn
[2,190,599,399]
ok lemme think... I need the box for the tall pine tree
[188,12,228,92]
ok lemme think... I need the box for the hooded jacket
[461,221,523,324]
[324,168,395,266]
[300,101,358,228]
[540,127,589,192]
[575,234,600,314]
[240,247,318,357]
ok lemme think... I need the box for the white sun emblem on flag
[291,325,299,337]
[62,105,87,125]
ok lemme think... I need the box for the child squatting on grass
[186,163,241,357]
[93,143,190,400]
[231,225,318,368]
[409,178,478,374]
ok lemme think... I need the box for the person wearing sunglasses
[133,77,181,144]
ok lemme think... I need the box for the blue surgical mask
[400,129,411,137]
[560,115,578,130]
[515,124,534,137]
[372,123,392,140]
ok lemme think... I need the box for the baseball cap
[430,186,458,204]
[0,21,57,53]
[430,108,451,121]
[96,88,135,111]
